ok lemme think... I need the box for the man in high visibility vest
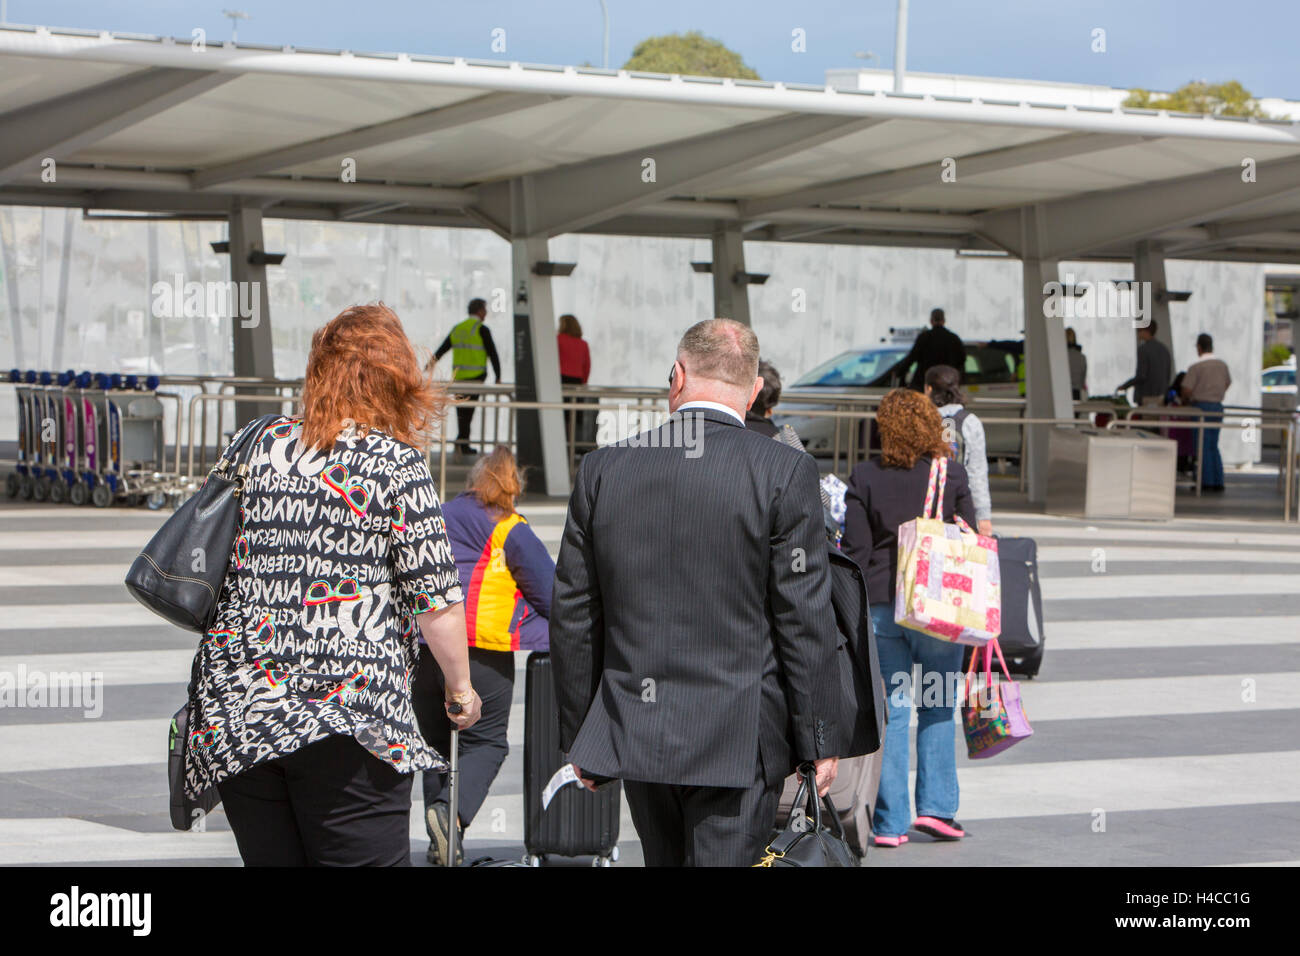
[433,298,502,455]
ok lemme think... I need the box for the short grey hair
[676,318,759,388]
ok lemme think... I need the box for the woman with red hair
[185,303,481,866]
[842,388,976,850]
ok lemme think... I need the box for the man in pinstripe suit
[551,319,842,867]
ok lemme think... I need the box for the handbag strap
[981,639,1014,686]
[216,413,282,474]
[967,639,1014,699]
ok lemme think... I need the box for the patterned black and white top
[184,416,464,798]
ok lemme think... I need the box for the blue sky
[9,1,1300,100]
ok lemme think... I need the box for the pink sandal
[913,817,966,841]
[873,834,910,848]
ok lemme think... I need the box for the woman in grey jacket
[924,364,993,536]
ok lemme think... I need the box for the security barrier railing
[162,380,1300,523]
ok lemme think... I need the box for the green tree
[622,31,759,80]
[1263,343,1292,369]
[1123,80,1270,118]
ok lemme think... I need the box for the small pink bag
[894,456,1001,646]
[961,640,1033,759]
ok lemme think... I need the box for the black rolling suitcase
[522,651,621,866]
[993,535,1046,678]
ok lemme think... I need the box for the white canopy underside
[2,24,1299,262]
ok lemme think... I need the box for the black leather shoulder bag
[124,414,279,633]
[754,763,861,867]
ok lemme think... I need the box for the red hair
[300,303,447,451]
[468,445,524,516]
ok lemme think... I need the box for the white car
[1262,360,1297,431]
[1262,361,1296,399]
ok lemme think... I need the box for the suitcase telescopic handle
[446,703,462,868]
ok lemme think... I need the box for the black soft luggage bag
[992,535,1046,677]
[523,651,621,866]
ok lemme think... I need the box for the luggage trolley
[25,370,64,502]
[74,371,114,507]
[34,370,80,504]
[53,370,81,504]
[4,369,38,499]
[112,374,169,509]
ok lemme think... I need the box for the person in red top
[557,314,591,384]
[557,314,593,452]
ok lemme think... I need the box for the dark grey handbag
[123,414,278,632]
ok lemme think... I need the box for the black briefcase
[755,764,859,867]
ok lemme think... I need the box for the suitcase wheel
[592,855,614,867]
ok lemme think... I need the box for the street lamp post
[597,0,609,69]
[222,9,250,44]
[894,0,909,92]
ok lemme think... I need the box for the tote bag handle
[921,455,948,520]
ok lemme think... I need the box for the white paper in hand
[541,763,582,810]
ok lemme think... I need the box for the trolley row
[4,369,172,508]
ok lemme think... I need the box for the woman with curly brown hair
[188,303,481,866]
[842,387,976,849]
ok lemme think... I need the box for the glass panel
[793,349,909,387]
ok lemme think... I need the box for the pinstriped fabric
[550,408,842,790]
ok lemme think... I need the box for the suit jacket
[550,407,842,789]
[825,547,886,757]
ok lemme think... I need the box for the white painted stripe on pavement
[1215,859,1300,867]
[1037,546,1300,563]
[1015,672,1299,722]
[1048,617,1300,650]
[0,649,193,685]
[0,718,525,772]
[0,530,155,550]
[0,603,166,630]
[1039,573,1300,600]
[956,750,1300,822]
[0,565,152,587]
[0,817,241,865]
[0,507,167,520]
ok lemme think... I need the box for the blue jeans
[1195,401,1225,488]
[870,604,965,837]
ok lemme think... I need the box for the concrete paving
[0,494,1297,867]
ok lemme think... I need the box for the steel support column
[1020,206,1072,504]
[508,179,570,496]
[711,223,752,326]
[228,201,276,426]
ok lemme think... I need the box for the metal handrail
[169,384,1298,522]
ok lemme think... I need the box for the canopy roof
[3,24,1300,262]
